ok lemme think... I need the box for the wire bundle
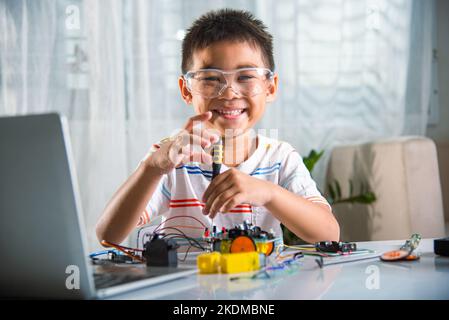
[136,215,211,261]
[99,240,145,263]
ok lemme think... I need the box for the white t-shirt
[137,134,330,239]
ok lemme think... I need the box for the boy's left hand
[202,168,274,219]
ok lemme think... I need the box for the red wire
[101,240,145,262]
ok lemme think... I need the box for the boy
[96,9,339,246]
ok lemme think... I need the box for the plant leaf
[302,149,324,173]
[328,183,336,201]
[335,180,342,199]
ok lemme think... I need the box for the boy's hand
[144,111,220,174]
[202,168,274,219]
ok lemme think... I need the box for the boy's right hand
[142,111,220,175]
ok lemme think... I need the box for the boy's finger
[183,111,212,131]
[207,189,239,218]
[188,133,213,149]
[204,179,234,212]
[202,169,231,202]
[218,194,244,215]
[174,132,212,150]
[199,129,220,146]
[180,145,213,165]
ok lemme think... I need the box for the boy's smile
[180,40,278,137]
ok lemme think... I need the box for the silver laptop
[0,113,196,299]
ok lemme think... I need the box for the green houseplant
[282,150,377,245]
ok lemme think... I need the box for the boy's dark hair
[181,9,275,73]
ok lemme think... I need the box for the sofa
[325,136,447,242]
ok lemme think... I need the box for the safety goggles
[183,67,275,99]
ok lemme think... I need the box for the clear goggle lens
[184,68,274,99]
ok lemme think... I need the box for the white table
[110,239,449,300]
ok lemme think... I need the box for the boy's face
[179,40,278,137]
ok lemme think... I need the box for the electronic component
[211,138,222,180]
[434,237,449,257]
[400,233,421,252]
[89,249,136,264]
[316,251,381,268]
[143,236,179,267]
[204,222,278,256]
[100,240,145,263]
[229,235,257,253]
[380,249,410,261]
[315,241,357,253]
[109,252,134,263]
[380,234,422,262]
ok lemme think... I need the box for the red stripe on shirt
[169,198,252,212]
[170,198,202,203]
[169,203,205,208]
[144,209,150,223]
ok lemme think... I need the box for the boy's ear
[178,76,193,104]
[266,73,279,103]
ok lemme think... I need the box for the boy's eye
[237,75,256,81]
[200,76,221,82]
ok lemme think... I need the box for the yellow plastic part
[220,252,260,274]
[256,241,271,256]
[197,252,221,274]
[197,251,262,274]
[220,239,231,253]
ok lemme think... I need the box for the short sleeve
[279,151,332,211]
[136,140,171,227]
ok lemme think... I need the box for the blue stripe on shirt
[176,163,280,178]
[177,165,213,173]
[176,165,212,179]
[161,184,171,200]
[250,162,281,176]
[251,162,281,173]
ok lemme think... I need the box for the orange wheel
[265,242,274,256]
[230,236,257,253]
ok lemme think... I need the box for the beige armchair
[325,136,447,241]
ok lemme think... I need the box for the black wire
[141,226,208,254]
[156,226,195,236]
[162,233,204,250]
[178,246,193,262]
[161,232,207,251]
[155,226,208,250]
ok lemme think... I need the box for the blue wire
[89,249,119,258]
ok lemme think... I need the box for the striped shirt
[137,134,331,239]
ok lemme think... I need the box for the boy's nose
[218,85,240,99]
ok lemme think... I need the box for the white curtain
[0,0,435,251]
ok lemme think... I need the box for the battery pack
[434,237,449,257]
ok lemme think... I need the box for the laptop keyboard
[93,272,153,289]
[92,262,195,290]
